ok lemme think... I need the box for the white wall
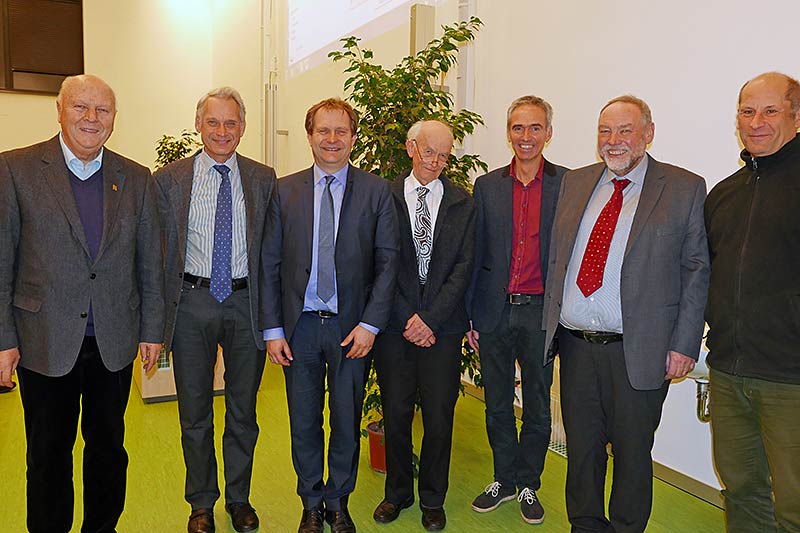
[0,0,265,168]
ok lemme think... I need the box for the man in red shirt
[466,95,567,525]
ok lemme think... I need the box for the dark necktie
[317,175,335,302]
[413,186,433,283]
[209,164,232,303]
[576,178,631,297]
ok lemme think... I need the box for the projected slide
[287,0,439,76]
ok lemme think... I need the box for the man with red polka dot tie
[541,95,710,533]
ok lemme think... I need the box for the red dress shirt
[507,157,544,295]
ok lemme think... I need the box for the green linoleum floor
[0,363,723,532]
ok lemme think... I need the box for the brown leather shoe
[325,505,356,533]
[373,498,414,523]
[421,506,446,531]
[188,508,215,533]
[225,502,259,532]
[298,508,324,533]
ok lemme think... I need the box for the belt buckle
[317,310,336,319]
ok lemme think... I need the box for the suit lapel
[433,176,457,244]
[95,150,125,263]
[238,156,261,257]
[499,172,514,270]
[301,166,314,261]
[170,158,196,265]
[40,137,91,258]
[624,155,665,259]
[561,164,605,257]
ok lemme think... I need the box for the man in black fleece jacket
[705,71,800,532]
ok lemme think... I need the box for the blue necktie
[317,175,335,303]
[210,164,232,303]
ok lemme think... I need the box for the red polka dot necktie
[576,178,631,297]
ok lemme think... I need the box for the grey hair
[739,72,800,114]
[600,94,653,126]
[196,86,246,124]
[506,95,553,130]
[406,119,454,141]
[56,74,117,109]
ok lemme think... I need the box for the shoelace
[483,481,503,497]
[518,487,537,504]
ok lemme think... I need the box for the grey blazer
[467,159,567,333]
[155,153,278,352]
[259,164,399,342]
[0,136,165,376]
[542,155,710,390]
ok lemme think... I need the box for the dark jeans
[478,297,553,491]
[172,281,266,509]
[558,326,669,533]
[373,332,463,508]
[18,336,132,533]
[284,312,370,512]
[710,368,800,533]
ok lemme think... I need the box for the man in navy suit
[260,98,399,533]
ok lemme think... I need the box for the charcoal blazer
[542,155,710,390]
[468,159,567,333]
[155,153,278,351]
[0,136,164,376]
[259,164,399,340]
[386,173,475,335]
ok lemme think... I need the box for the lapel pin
[112,184,118,191]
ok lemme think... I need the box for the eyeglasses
[412,139,450,167]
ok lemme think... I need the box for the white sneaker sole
[521,509,545,524]
[471,494,517,513]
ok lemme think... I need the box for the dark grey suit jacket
[0,136,165,376]
[385,173,475,335]
[468,159,567,333]
[155,153,278,351]
[542,155,710,390]
[259,164,399,341]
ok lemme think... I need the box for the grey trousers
[172,281,266,509]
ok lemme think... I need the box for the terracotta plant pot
[366,421,386,473]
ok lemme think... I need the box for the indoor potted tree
[330,17,486,472]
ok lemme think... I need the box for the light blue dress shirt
[263,164,379,341]
[59,132,102,180]
[560,156,648,333]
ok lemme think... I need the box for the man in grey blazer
[0,75,164,533]
[466,95,566,525]
[542,95,709,533]
[260,98,399,533]
[156,87,277,533]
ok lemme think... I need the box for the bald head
[406,120,454,185]
[56,74,117,163]
[737,72,800,157]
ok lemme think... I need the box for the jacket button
[80,312,88,318]
[173,301,178,307]
[178,273,183,278]
[90,273,96,279]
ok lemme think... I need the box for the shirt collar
[59,132,103,177]
[509,156,544,184]
[601,153,649,186]
[313,163,349,187]
[404,171,441,195]
[197,149,238,175]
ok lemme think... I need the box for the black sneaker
[471,481,517,512]
[518,487,544,524]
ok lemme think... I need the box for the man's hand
[665,350,696,380]
[0,347,20,387]
[342,325,376,359]
[466,329,480,352]
[139,342,162,373]
[267,338,293,366]
[403,313,434,346]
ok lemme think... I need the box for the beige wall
[0,0,264,168]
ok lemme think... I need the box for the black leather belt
[306,310,337,319]
[183,272,248,291]
[507,293,536,305]
[567,329,623,345]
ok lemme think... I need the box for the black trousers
[17,336,133,533]
[172,281,266,509]
[284,312,370,512]
[373,332,463,508]
[558,325,669,533]
[478,298,553,491]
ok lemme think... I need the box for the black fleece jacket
[704,134,800,384]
